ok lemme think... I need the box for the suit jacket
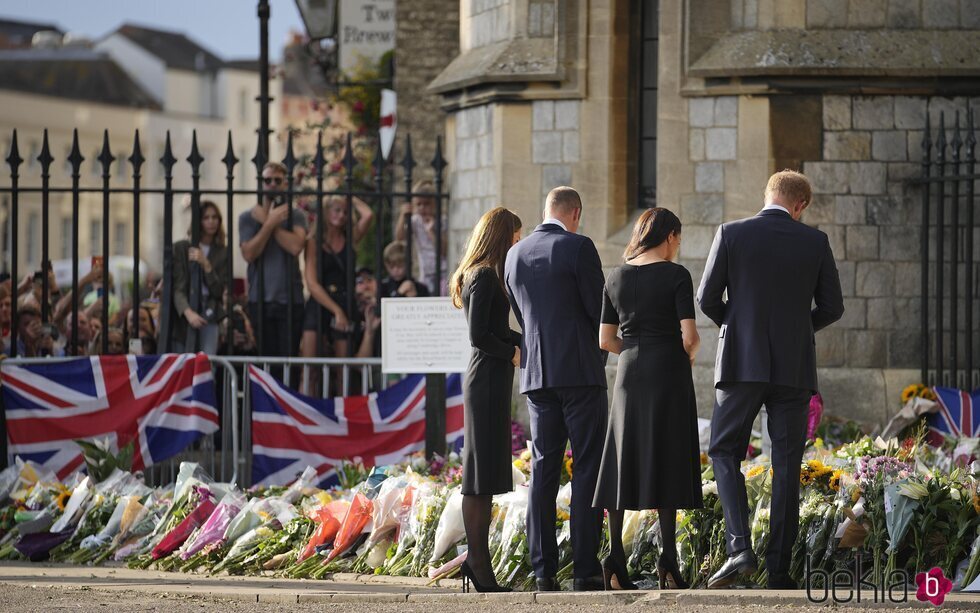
[696,209,845,392]
[505,223,607,394]
[172,239,229,345]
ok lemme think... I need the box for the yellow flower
[920,387,936,401]
[745,465,766,479]
[800,468,814,486]
[814,437,824,449]
[55,490,71,512]
[520,449,532,462]
[700,452,709,465]
[829,470,843,492]
[513,459,526,472]
[564,456,574,479]
[556,509,570,522]
[901,384,919,403]
[852,488,862,503]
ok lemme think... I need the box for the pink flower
[915,567,952,606]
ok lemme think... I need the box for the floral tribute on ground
[0,389,979,591]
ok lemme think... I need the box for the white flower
[702,481,718,497]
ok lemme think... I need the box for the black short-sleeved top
[600,262,696,337]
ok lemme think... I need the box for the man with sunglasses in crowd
[239,162,308,357]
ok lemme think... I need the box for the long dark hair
[450,207,522,308]
[187,200,226,247]
[623,207,682,260]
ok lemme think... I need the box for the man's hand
[265,204,290,228]
[512,346,521,367]
[365,304,380,331]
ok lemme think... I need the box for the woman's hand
[188,247,212,273]
[511,346,521,367]
[331,310,351,332]
[184,307,207,329]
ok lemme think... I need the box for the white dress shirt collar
[542,217,568,231]
[762,203,792,216]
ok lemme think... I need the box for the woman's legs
[658,508,677,561]
[607,509,626,565]
[462,494,496,585]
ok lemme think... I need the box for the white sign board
[381,297,470,374]
[339,0,396,74]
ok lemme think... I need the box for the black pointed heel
[601,555,638,590]
[460,561,511,593]
[657,553,689,589]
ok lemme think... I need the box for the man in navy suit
[505,186,607,592]
[697,170,844,589]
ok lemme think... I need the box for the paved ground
[0,563,977,612]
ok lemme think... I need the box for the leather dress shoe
[767,572,798,590]
[706,549,758,589]
[535,577,561,591]
[572,575,605,591]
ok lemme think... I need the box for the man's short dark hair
[546,186,582,214]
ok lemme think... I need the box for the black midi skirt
[461,350,515,495]
[593,336,704,510]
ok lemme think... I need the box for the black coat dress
[593,262,704,511]
[461,267,521,496]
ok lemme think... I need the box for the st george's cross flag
[927,386,980,443]
[249,366,464,487]
[1,354,219,480]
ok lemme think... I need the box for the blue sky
[0,0,305,62]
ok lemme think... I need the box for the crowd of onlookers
[1,161,447,363]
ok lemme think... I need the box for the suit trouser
[708,382,810,574]
[526,386,607,579]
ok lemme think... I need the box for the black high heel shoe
[657,553,689,589]
[459,561,512,593]
[601,555,637,590]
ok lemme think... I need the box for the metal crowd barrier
[0,355,383,489]
[220,355,382,487]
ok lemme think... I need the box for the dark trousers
[708,382,810,574]
[248,302,304,357]
[526,385,607,579]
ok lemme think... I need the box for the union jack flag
[927,386,980,443]
[2,354,219,480]
[249,367,464,487]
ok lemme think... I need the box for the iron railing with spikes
[1,128,449,362]
[916,107,979,389]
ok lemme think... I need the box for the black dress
[303,242,349,334]
[593,262,704,511]
[461,267,521,495]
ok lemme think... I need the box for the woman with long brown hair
[592,207,703,590]
[450,206,522,593]
[173,200,228,354]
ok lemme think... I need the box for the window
[116,151,128,180]
[60,217,73,260]
[26,212,39,266]
[114,221,127,256]
[636,0,658,207]
[239,88,248,124]
[90,218,102,256]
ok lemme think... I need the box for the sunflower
[745,465,766,479]
[829,470,844,492]
[556,509,570,522]
[800,469,814,487]
[901,384,921,403]
[564,455,574,479]
[55,489,71,512]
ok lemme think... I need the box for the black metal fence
[919,108,980,389]
[1,128,448,362]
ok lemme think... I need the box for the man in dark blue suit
[504,186,607,592]
[697,170,844,589]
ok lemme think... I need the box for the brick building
[397,0,980,426]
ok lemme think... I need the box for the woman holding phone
[173,200,228,354]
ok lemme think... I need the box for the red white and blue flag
[249,367,464,487]
[928,386,980,443]
[2,354,219,480]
